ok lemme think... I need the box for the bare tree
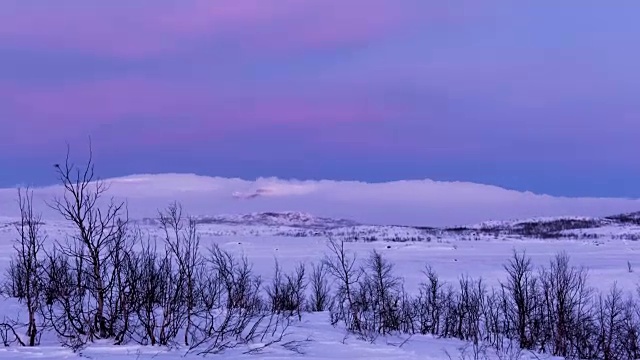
[594,283,626,360]
[537,252,592,357]
[455,275,485,344]
[5,188,45,346]
[125,235,158,345]
[155,249,186,346]
[482,288,506,350]
[308,262,331,312]
[285,263,307,320]
[265,262,307,320]
[158,202,201,346]
[106,220,136,344]
[360,250,403,335]
[416,265,445,335]
[266,259,285,314]
[323,237,362,332]
[187,244,271,354]
[48,143,129,342]
[620,295,640,360]
[500,250,537,350]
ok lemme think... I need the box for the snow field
[0,217,634,359]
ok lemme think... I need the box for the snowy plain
[0,216,590,360]
[0,174,639,359]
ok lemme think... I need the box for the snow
[469,216,603,230]
[0,313,558,359]
[191,211,360,229]
[0,210,637,359]
[0,174,639,358]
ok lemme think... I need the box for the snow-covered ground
[0,315,558,360]
[2,172,640,359]
[0,210,638,359]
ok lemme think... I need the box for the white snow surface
[0,213,637,359]
[0,174,638,358]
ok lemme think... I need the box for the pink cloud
[0,77,402,151]
[3,79,209,123]
[2,78,389,124]
[0,0,416,59]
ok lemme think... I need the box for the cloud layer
[0,0,415,59]
[2,173,639,227]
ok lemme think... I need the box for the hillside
[4,210,639,243]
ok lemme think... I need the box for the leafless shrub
[537,252,593,358]
[4,188,46,346]
[500,250,537,350]
[206,244,263,313]
[158,202,201,346]
[416,265,445,335]
[445,341,490,360]
[0,319,26,347]
[281,337,313,354]
[494,339,525,360]
[123,234,172,346]
[266,260,306,318]
[46,143,129,346]
[283,263,307,320]
[354,250,404,337]
[185,243,271,354]
[323,237,362,332]
[593,283,626,360]
[482,289,505,350]
[308,262,331,312]
[454,275,486,344]
[620,295,640,359]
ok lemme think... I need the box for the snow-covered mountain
[460,212,640,240]
[135,211,431,241]
[182,211,357,229]
[168,210,640,242]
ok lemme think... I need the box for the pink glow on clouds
[0,0,416,59]
[1,78,392,124]
[0,78,401,150]
[3,79,207,122]
[0,1,491,156]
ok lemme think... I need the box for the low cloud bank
[0,173,638,227]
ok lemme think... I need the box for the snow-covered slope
[136,211,431,241]
[1,203,639,359]
[461,213,640,240]
[192,211,357,229]
[16,209,640,242]
[0,208,632,360]
[4,209,639,244]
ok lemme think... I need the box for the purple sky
[1,1,640,197]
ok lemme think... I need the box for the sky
[1,1,640,197]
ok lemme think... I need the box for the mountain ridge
[126,210,640,242]
[3,209,640,242]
